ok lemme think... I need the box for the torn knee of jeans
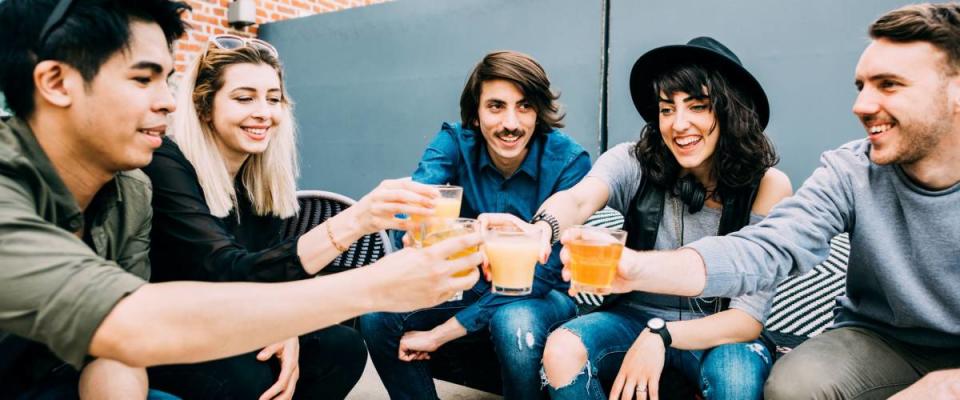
[541,328,591,391]
[541,360,590,390]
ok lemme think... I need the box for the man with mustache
[360,50,592,399]
[543,3,960,399]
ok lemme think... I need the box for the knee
[217,354,275,396]
[329,328,368,379]
[357,312,400,341]
[542,329,588,388]
[301,327,368,386]
[490,303,538,335]
[345,332,368,380]
[763,354,833,400]
[701,343,770,399]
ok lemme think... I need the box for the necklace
[672,196,721,316]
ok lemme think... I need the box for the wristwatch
[530,211,560,245]
[646,317,672,348]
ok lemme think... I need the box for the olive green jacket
[0,117,150,370]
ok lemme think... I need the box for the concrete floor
[346,356,502,400]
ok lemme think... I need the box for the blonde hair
[172,44,299,218]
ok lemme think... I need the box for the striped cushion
[766,233,849,337]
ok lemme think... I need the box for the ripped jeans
[545,309,772,400]
[359,289,576,400]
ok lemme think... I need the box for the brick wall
[176,0,387,75]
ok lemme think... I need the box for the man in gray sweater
[541,3,960,399]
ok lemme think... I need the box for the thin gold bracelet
[326,221,348,253]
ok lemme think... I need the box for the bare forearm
[628,248,707,296]
[90,267,378,367]
[296,210,365,274]
[431,317,468,347]
[538,189,599,233]
[666,309,763,350]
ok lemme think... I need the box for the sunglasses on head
[209,34,279,58]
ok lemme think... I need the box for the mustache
[495,128,525,137]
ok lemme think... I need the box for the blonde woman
[141,36,438,399]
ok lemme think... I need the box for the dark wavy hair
[633,63,778,200]
[459,50,564,136]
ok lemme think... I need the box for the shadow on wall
[261,0,906,198]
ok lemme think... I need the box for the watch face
[648,317,665,330]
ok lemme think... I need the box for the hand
[559,228,641,296]
[398,330,442,362]
[890,369,960,400]
[349,179,439,234]
[257,337,300,400]
[477,213,551,277]
[609,330,666,400]
[367,232,482,312]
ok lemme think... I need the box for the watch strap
[531,211,560,245]
[655,325,672,348]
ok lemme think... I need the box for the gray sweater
[689,139,960,347]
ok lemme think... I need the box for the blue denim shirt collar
[475,129,541,181]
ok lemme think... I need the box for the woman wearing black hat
[527,37,793,399]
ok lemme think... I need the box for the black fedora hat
[629,36,769,129]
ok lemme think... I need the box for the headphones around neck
[676,175,707,214]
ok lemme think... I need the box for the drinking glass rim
[570,225,627,235]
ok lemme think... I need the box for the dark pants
[764,326,960,400]
[359,289,577,400]
[11,365,180,400]
[148,325,367,400]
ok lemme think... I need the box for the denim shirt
[402,122,591,333]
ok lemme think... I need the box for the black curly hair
[633,63,778,201]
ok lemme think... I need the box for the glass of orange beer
[566,225,627,295]
[484,225,541,296]
[419,217,479,301]
[409,184,462,242]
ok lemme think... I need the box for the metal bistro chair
[282,190,394,274]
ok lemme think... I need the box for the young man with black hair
[0,0,480,397]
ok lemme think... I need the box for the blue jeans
[359,289,577,400]
[546,308,772,400]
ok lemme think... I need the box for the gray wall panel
[607,0,908,187]
[260,0,603,199]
